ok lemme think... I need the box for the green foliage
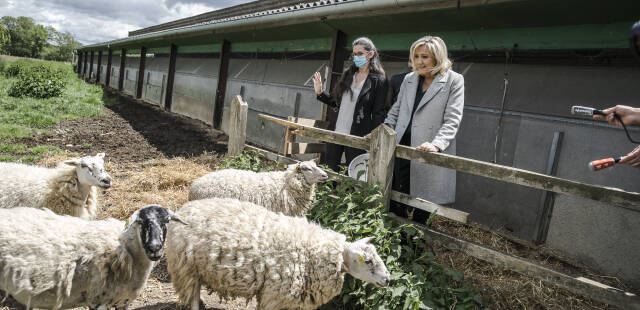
[221,153,488,309]
[219,150,276,172]
[4,59,31,77]
[0,58,104,138]
[0,155,14,162]
[1,16,48,58]
[8,63,68,99]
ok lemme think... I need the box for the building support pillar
[89,51,94,80]
[105,49,113,88]
[83,52,88,77]
[213,39,231,129]
[118,49,126,91]
[136,47,146,99]
[77,52,83,76]
[96,51,102,84]
[164,44,178,111]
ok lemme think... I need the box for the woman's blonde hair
[410,36,452,76]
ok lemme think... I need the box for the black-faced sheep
[0,153,112,219]
[188,159,328,216]
[166,198,390,310]
[0,204,186,310]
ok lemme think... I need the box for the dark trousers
[323,142,366,172]
[389,133,431,224]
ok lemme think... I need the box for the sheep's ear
[63,159,81,167]
[96,152,105,159]
[356,236,374,244]
[167,210,188,225]
[296,164,302,172]
[126,210,141,227]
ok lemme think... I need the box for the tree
[1,16,48,58]
[0,23,9,52]
[42,27,81,62]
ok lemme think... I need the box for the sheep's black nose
[101,178,112,188]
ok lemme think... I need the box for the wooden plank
[136,46,146,99]
[214,39,231,129]
[165,44,178,110]
[83,52,88,77]
[89,51,94,80]
[396,217,640,310]
[105,49,113,88]
[390,190,469,223]
[228,95,248,156]
[118,48,126,91]
[368,124,396,210]
[395,145,640,212]
[96,51,102,84]
[288,117,330,129]
[534,131,564,244]
[286,142,326,155]
[77,52,82,75]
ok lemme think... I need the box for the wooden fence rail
[257,113,640,212]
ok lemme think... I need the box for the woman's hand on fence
[364,133,372,139]
[619,144,640,168]
[312,72,323,95]
[416,141,440,152]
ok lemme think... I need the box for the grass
[0,56,105,163]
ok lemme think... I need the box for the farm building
[76,0,640,300]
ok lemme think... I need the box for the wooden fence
[225,96,640,309]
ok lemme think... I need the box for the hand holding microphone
[591,105,640,127]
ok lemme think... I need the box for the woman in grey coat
[383,36,464,222]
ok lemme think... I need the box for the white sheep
[0,153,112,219]
[166,198,390,310]
[0,204,186,310]
[188,159,328,216]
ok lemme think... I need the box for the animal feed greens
[222,151,488,310]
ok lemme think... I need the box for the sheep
[188,159,328,216]
[166,198,391,310]
[0,204,187,310]
[0,153,112,219]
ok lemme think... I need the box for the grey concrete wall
[220,58,326,151]
[109,55,121,89]
[142,55,169,106]
[171,55,219,125]
[123,56,139,96]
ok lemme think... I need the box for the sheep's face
[342,237,391,288]
[65,153,112,189]
[293,160,328,184]
[129,204,187,261]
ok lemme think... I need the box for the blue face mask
[353,55,368,68]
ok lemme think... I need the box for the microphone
[588,156,627,171]
[571,106,605,116]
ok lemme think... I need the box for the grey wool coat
[384,70,464,204]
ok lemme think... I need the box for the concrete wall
[142,55,170,106]
[171,55,219,125]
[109,55,121,89]
[220,58,326,151]
[123,56,139,96]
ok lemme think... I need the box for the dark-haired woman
[312,37,388,171]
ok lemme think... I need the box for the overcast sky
[1,0,252,45]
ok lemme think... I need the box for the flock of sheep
[0,154,391,310]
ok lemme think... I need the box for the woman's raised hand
[312,72,323,95]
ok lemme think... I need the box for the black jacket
[317,73,388,137]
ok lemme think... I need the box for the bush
[0,57,6,74]
[8,64,67,99]
[4,59,31,77]
[223,151,488,310]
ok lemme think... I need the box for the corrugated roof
[129,0,357,37]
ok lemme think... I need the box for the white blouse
[334,78,365,134]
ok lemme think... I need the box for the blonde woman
[383,36,464,222]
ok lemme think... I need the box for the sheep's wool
[167,198,346,310]
[0,207,146,310]
[188,168,315,216]
[0,162,98,219]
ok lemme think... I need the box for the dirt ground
[0,93,633,310]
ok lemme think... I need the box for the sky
[0,0,252,45]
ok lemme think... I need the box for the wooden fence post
[227,95,248,156]
[164,44,178,111]
[368,124,397,210]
